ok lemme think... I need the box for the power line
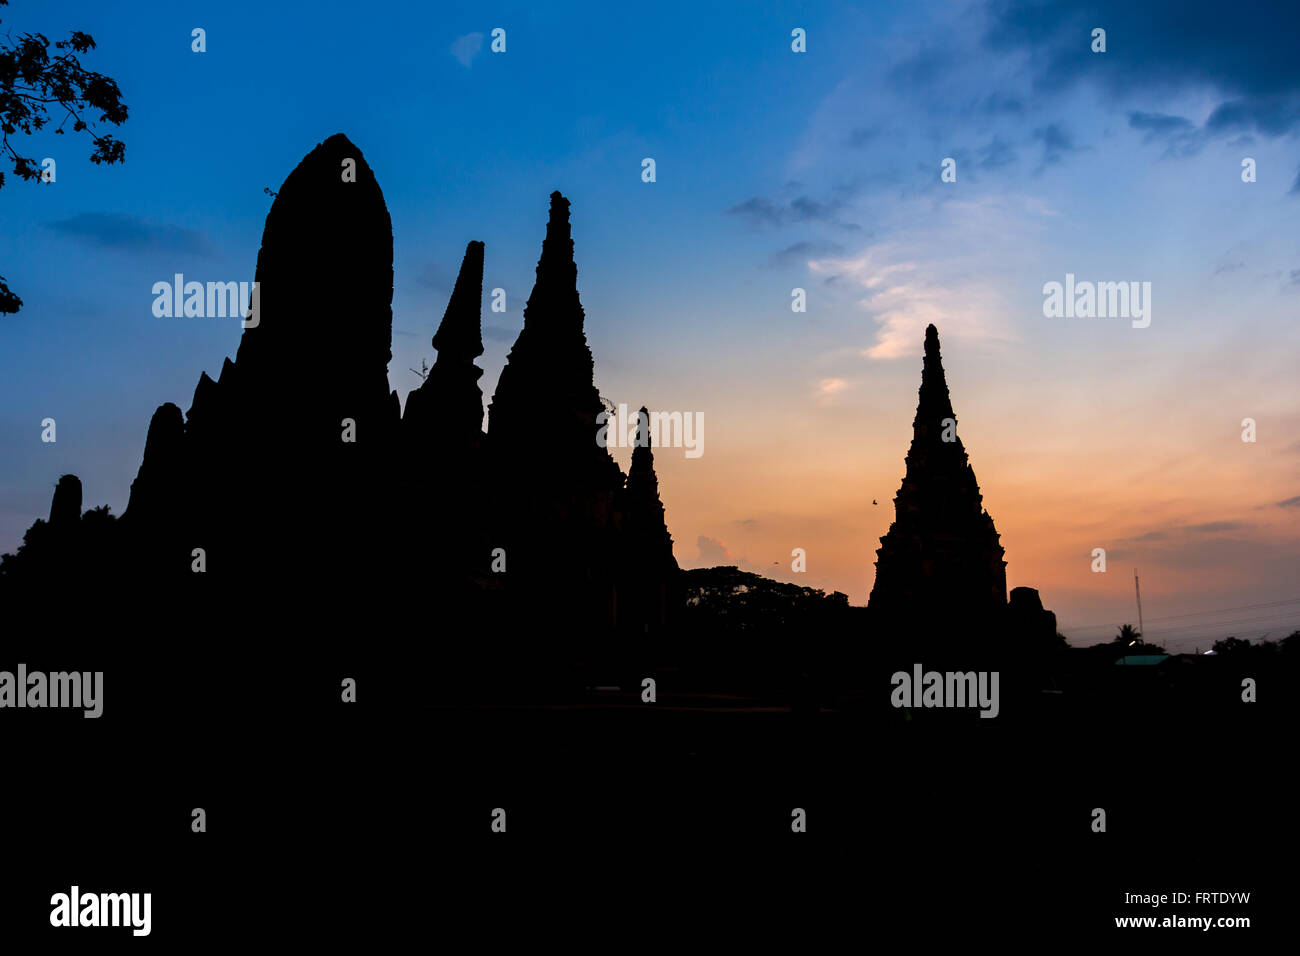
[1145,613,1300,638]
[1061,596,1300,634]
[1135,596,1300,626]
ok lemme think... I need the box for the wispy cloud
[692,535,761,573]
[1186,521,1249,533]
[726,192,861,231]
[816,377,849,403]
[415,260,452,293]
[845,126,880,148]
[767,239,846,268]
[806,194,1041,359]
[1128,110,1203,157]
[46,213,215,257]
[450,32,484,68]
[1032,123,1082,169]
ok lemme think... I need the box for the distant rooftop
[1115,654,1169,666]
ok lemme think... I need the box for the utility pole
[1134,570,1146,647]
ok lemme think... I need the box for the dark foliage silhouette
[0,0,128,314]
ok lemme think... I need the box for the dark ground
[2,612,1291,947]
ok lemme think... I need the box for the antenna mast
[1134,570,1146,646]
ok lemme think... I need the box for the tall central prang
[869,324,1007,629]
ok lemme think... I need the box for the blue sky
[3,0,1299,644]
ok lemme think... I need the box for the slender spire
[521,191,585,335]
[869,324,1006,622]
[489,190,604,453]
[624,405,677,571]
[628,407,657,483]
[915,323,957,438]
[403,241,487,438]
[432,240,484,364]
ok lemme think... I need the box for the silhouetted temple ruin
[1,134,679,641]
[620,407,680,632]
[3,134,1062,667]
[400,239,491,596]
[486,191,648,633]
[869,324,1009,632]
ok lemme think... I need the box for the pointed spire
[403,240,487,438]
[432,240,485,363]
[915,323,956,434]
[489,191,605,455]
[869,324,1006,623]
[629,407,656,482]
[521,191,585,335]
[624,405,677,566]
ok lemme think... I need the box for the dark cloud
[887,43,956,93]
[980,92,1024,115]
[414,261,453,293]
[1128,110,1203,156]
[767,240,846,268]
[1213,260,1245,275]
[483,325,516,342]
[1205,97,1300,137]
[46,213,215,256]
[978,135,1018,169]
[1186,521,1248,533]
[1128,521,1250,542]
[1032,123,1081,167]
[791,195,857,227]
[726,193,860,231]
[847,126,880,148]
[727,197,782,227]
[985,0,1300,139]
[1277,496,1300,509]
